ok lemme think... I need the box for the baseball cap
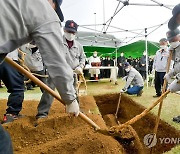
[64,20,78,33]
[166,29,180,41]
[54,0,64,22]
[159,38,167,42]
[168,4,180,30]
[123,62,130,68]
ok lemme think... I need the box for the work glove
[66,99,80,117]
[168,79,180,93]
[74,66,83,75]
[122,76,127,81]
[120,88,127,93]
[164,73,172,83]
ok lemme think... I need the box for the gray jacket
[124,67,144,90]
[169,45,180,80]
[63,36,86,70]
[0,0,59,54]
[153,49,169,72]
[0,0,76,104]
[20,45,44,72]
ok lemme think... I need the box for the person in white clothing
[89,51,101,80]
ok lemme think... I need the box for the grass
[0,78,179,153]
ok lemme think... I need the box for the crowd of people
[0,0,179,153]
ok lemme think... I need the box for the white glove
[168,79,180,93]
[66,99,80,116]
[164,73,171,83]
[27,43,36,49]
[120,88,127,93]
[122,76,127,81]
[74,66,83,75]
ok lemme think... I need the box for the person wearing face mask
[152,38,169,97]
[164,29,180,123]
[36,20,86,119]
[89,51,101,80]
[120,62,144,96]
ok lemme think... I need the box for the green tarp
[83,40,159,58]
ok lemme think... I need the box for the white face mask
[143,52,146,56]
[125,68,130,72]
[64,32,75,41]
[160,45,167,50]
[93,54,97,57]
[121,53,124,57]
[170,41,180,49]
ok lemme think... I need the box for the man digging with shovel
[0,0,80,117]
[164,28,180,123]
[36,20,86,119]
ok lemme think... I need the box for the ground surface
[0,79,180,153]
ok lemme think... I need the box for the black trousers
[154,71,166,96]
[0,61,24,115]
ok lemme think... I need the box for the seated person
[120,62,144,96]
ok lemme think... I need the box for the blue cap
[123,62,130,68]
[64,20,78,33]
[54,0,64,22]
[168,3,180,30]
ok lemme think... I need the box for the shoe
[36,115,47,120]
[2,114,19,124]
[173,116,180,123]
[137,90,143,96]
[34,115,47,127]
[153,94,161,98]
[115,81,118,85]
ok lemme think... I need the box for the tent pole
[145,28,149,88]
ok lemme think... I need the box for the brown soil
[1,93,180,154]
[94,93,180,154]
[0,97,124,154]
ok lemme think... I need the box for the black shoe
[137,90,143,96]
[173,116,180,123]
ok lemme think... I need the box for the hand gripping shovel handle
[5,57,100,130]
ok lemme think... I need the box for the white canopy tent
[61,0,179,87]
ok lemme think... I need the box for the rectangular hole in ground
[94,93,180,154]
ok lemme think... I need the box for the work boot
[1,114,20,124]
[137,90,143,96]
[173,116,180,123]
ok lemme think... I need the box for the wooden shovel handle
[5,57,100,130]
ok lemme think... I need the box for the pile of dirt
[1,93,180,154]
[94,93,180,154]
[0,97,124,154]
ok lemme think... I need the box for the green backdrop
[83,40,159,58]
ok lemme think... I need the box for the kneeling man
[120,62,144,96]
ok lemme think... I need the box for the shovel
[5,57,100,130]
